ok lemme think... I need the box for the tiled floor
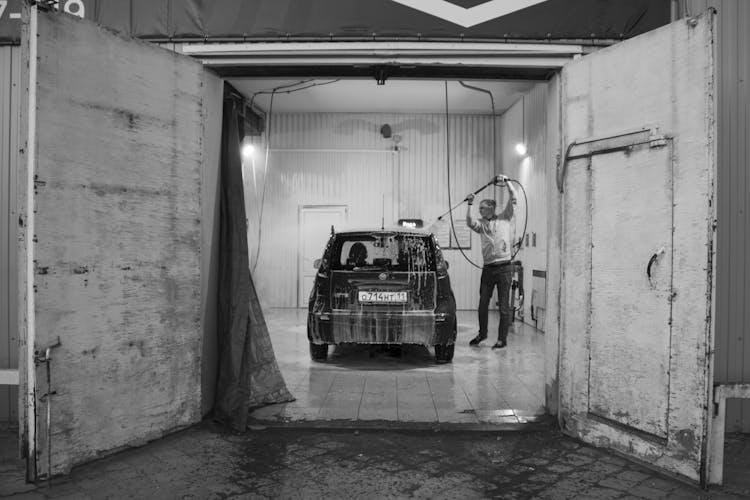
[250,309,547,426]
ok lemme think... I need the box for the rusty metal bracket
[557,126,672,193]
[33,337,61,483]
[33,337,61,365]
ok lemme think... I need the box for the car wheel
[435,343,454,363]
[309,342,328,362]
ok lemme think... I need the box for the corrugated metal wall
[246,112,495,309]
[498,83,553,329]
[0,45,19,427]
[685,0,750,433]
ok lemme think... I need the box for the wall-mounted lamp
[241,138,258,193]
[241,142,255,160]
[515,95,528,157]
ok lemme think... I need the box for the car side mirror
[313,258,321,269]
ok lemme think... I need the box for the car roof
[333,226,432,237]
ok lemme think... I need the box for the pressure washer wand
[436,177,498,221]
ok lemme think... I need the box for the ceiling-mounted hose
[444,82,483,269]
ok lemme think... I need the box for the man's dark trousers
[478,262,513,342]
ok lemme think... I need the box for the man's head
[348,242,368,266]
[479,199,496,219]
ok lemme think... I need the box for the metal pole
[436,176,499,221]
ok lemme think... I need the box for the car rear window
[330,233,438,272]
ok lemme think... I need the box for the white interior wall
[498,83,553,329]
[244,112,497,310]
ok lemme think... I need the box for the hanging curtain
[214,86,294,431]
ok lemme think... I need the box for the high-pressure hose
[508,179,528,261]
[444,82,482,269]
[459,81,497,177]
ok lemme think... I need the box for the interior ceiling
[228,78,536,115]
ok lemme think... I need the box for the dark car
[307,227,457,363]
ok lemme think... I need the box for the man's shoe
[491,340,507,349]
[469,334,487,346]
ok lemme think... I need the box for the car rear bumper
[309,311,455,346]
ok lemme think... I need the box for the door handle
[647,247,666,282]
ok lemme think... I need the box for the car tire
[435,343,454,364]
[309,342,328,362]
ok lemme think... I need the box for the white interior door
[298,205,347,306]
[18,6,215,479]
[558,12,717,483]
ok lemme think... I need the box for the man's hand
[466,193,475,205]
[495,174,508,187]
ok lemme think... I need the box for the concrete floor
[250,309,546,426]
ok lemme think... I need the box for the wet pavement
[1,422,748,499]
[251,309,546,426]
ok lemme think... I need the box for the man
[466,175,518,348]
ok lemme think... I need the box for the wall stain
[127,340,147,358]
[675,429,697,456]
[73,266,89,275]
[81,346,99,358]
[86,182,162,198]
[75,100,176,129]
[35,262,50,275]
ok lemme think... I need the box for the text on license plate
[358,291,407,303]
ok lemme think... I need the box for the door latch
[647,247,666,285]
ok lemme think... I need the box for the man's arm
[466,194,481,233]
[498,176,517,220]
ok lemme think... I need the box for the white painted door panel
[589,146,673,439]
[19,7,212,479]
[559,13,717,483]
[299,206,347,307]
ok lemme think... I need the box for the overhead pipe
[458,81,497,173]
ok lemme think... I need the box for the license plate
[358,291,407,303]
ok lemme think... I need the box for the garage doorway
[231,78,551,428]
[15,6,718,485]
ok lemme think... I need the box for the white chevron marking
[391,0,548,28]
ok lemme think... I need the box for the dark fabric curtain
[214,87,293,431]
